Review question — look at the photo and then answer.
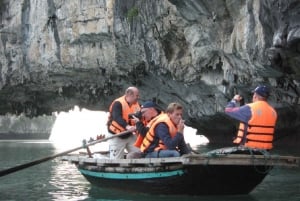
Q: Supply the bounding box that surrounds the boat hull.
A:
[61,146,299,195]
[78,164,271,195]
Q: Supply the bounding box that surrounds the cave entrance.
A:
[49,106,209,152]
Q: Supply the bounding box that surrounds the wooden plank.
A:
[61,154,300,168]
[181,154,300,167]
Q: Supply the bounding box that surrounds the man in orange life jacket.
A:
[225,85,277,150]
[107,86,141,159]
[140,102,191,158]
[134,101,163,146]
[126,101,163,159]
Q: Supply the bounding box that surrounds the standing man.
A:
[107,86,141,159]
[140,102,191,158]
[225,85,277,150]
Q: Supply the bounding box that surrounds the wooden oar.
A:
[0,130,130,177]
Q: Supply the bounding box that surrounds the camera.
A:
[128,111,142,119]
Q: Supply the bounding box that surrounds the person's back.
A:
[225,85,277,150]
[243,100,277,149]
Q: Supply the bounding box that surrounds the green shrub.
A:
[126,7,138,21]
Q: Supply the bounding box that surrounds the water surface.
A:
[0,141,299,201]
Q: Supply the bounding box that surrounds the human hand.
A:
[233,94,243,102]
[177,119,185,133]
[131,115,140,123]
[96,134,105,140]
[126,125,136,132]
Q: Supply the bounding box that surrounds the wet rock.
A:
[0,0,299,143]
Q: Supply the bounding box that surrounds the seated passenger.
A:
[140,102,191,158]
[126,101,163,159]
[133,101,163,147]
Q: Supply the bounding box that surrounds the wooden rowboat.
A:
[61,146,300,195]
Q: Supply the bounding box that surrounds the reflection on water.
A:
[0,140,299,201]
[0,140,55,200]
[87,186,260,201]
[252,168,300,201]
[0,140,90,200]
[48,161,90,200]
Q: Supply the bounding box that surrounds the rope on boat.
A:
[204,146,279,174]
[247,147,275,174]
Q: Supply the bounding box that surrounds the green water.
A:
[0,140,299,201]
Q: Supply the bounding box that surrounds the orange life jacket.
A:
[140,113,177,152]
[233,101,277,149]
[134,112,165,148]
[107,96,140,134]
[133,118,148,147]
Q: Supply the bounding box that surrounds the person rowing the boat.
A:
[106,86,141,159]
[140,102,191,158]
[225,85,277,150]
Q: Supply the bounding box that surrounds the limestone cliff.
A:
[0,0,299,143]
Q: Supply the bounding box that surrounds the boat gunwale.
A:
[61,153,300,168]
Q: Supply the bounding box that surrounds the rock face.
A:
[0,0,299,143]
